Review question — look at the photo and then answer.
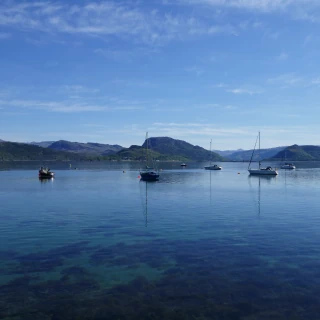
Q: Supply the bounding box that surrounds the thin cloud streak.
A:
[0,1,242,45]
[226,88,262,95]
[178,0,320,19]
[0,99,144,113]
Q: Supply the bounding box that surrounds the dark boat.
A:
[38,167,55,179]
[140,132,159,181]
[140,167,159,181]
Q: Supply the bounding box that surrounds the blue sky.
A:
[1,0,320,150]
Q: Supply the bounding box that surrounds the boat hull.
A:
[281,164,295,169]
[248,169,278,175]
[204,166,222,170]
[39,173,54,179]
[140,172,159,181]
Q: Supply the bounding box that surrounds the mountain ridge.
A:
[2,138,320,161]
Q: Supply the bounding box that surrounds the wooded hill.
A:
[2,138,320,161]
[270,145,320,161]
[0,137,224,161]
[142,137,224,161]
[0,142,86,161]
[46,140,123,155]
[226,146,286,161]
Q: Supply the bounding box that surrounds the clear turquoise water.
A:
[1,161,320,319]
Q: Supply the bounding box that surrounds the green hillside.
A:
[114,145,188,161]
[227,146,285,161]
[48,140,123,155]
[142,137,224,161]
[0,142,87,161]
[271,145,320,161]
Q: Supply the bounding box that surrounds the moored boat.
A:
[248,132,278,176]
[140,132,159,181]
[204,164,222,170]
[204,139,222,170]
[281,162,296,169]
[39,167,54,179]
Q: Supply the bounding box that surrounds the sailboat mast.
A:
[210,139,212,166]
[258,131,261,169]
[146,132,148,167]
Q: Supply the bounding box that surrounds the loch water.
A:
[1,161,320,320]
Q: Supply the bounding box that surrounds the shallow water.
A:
[0,161,320,319]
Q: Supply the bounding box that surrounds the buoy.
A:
[138,175,141,179]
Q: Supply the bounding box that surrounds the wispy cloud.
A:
[152,122,250,137]
[276,52,288,60]
[213,83,263,95]
[0,1,242,45]
[0,32,11,39]
[185,66,204,76]
[178,0,320,19]
[61,85,100,94]
[226,88,260,95]
[111,79,152,88]
[212,83,227,88]
[267,73,303,87]
[0,99,144,113]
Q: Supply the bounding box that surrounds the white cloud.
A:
[226,88,262,95]
[61,85,100,94]
[178,0,320,15]
[185,66,204,76]
[0,99,144,113]
[311,78,320,85]
[0,1,241,45]
[213,83,227,88]
[277,52,288,60]
[267,73,303,87]
[0,32,11,39]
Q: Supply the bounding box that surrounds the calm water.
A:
[1,161,320,319]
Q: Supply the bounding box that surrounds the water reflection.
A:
[139,180,156,227]
[248,175,277,216]
[39,177,54,183]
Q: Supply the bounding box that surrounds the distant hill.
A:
[213,149,243,157]
[0,141,87,161]
[141,137,225,161]
[226,146,286,161]
[270,145,320,161]
[30,141,56,148]
[115,145,166,160]
[48,140,123,155]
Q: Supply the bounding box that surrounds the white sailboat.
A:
[280,151,295,169]
[139,132,159,181]
[204,139,222,170]
[248,132,278,176]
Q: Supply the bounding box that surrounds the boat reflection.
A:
[248,175,276,216]
[139,180,157,227]
[39,177,54,183]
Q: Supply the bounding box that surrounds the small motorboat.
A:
[204,164,222,170]
[39,167,55,179]
[140,169,159,181]
[180,163,187,167]
[281,162,295,169]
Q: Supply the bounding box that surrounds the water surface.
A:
[0,161,320,319]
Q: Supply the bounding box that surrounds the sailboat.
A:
[280,151,295,169]
[248,132,278,175]
[139,132,159,181]
[204,139,222,170]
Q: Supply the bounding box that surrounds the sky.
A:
[1,0,320,150]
